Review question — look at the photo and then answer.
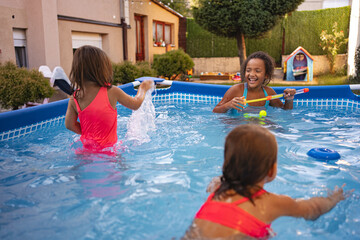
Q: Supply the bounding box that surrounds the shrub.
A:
[152,49,194,80]
[0,62,54,110]
[319,22,348,74]
[112,61,156,85]
[112,61,138,85]
[135,61,157,78]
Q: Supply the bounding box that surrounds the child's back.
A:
[65,45,153,151]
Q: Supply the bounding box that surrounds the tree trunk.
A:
[236,32,247,70]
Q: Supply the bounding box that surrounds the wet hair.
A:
[214,124,277,203]
[240,51,275,86]
[70,45,113,99]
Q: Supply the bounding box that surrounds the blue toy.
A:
[307,148,341,161]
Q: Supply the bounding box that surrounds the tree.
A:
[193,0,304,68]
[160,0,191,17]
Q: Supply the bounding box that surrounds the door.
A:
[135,15,145,61]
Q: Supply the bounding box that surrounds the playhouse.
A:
[284,46,314,81]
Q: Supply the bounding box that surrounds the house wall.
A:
[130,1,180,62]
[56,0,123,74]
[0,0,181,76]
[58,21,124,75]
[57,0,121,24]
[25,0,61,70]
[0,0,27,64]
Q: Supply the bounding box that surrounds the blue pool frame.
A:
[0,81,359,141]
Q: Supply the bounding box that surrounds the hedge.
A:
[187,6,350,64]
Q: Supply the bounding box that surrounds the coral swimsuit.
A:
[195,189,273,238]
[73,87,117,150]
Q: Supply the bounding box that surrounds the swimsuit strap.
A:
[243,83,269,108]
[263,87,270,108]
[207,189,267,205]
[73,89,81,113]
[243,83,249,107]
[231,189,267,205]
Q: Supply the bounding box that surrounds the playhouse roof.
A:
[285,46,314,62]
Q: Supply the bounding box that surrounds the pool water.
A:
[0,102,359,240]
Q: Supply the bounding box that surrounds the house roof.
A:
[285,46,314,62]
[151,0,184,18]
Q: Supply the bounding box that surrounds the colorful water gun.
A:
[245,88,309,104]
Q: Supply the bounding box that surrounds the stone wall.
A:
[192,57,241,75]
[192,54,347,76]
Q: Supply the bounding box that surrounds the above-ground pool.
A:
[0,81,360,240]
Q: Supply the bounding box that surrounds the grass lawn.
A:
[314,73,348,85]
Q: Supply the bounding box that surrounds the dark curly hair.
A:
[240,51,275,86]
[214,124,277,204]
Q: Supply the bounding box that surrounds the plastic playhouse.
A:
[284,46,313,82]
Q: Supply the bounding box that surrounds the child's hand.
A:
[229,96,246,111]
[284,88,296,101]
[328,184,354,203]
[206,176,221,193]
[140,80,154,91]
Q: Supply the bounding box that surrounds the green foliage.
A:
[187,6,351,64]
[135,61,157,78]
[286,7,350,55]
[193,0,303,38]
[0,61,54,110]
[160,0,190,17]
[152,49,194,80]
[112,61,156,85]
[193,0,303,65]
[186,18,238,57]
[319,22,348,74]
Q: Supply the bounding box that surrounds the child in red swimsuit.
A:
[183,124,352,239]
[65,45,153,151]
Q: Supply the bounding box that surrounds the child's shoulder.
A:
[230,83,245,91]
[258,191,295,210]
[263,85,277,95]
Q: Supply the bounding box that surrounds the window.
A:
[13,29,28,68]
[153,21,172,45]
[71,32,102,53]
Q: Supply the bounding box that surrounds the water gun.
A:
[245,88,309,104]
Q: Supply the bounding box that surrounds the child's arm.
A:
[267,87,296,110]
[282,88,296,110]
[111,80,154,110]
[213,85,245,113]
[274,185,350,220]
[65,98,81,134]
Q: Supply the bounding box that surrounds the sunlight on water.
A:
[0,101,359,240]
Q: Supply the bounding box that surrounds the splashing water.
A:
[126,83,156,144]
